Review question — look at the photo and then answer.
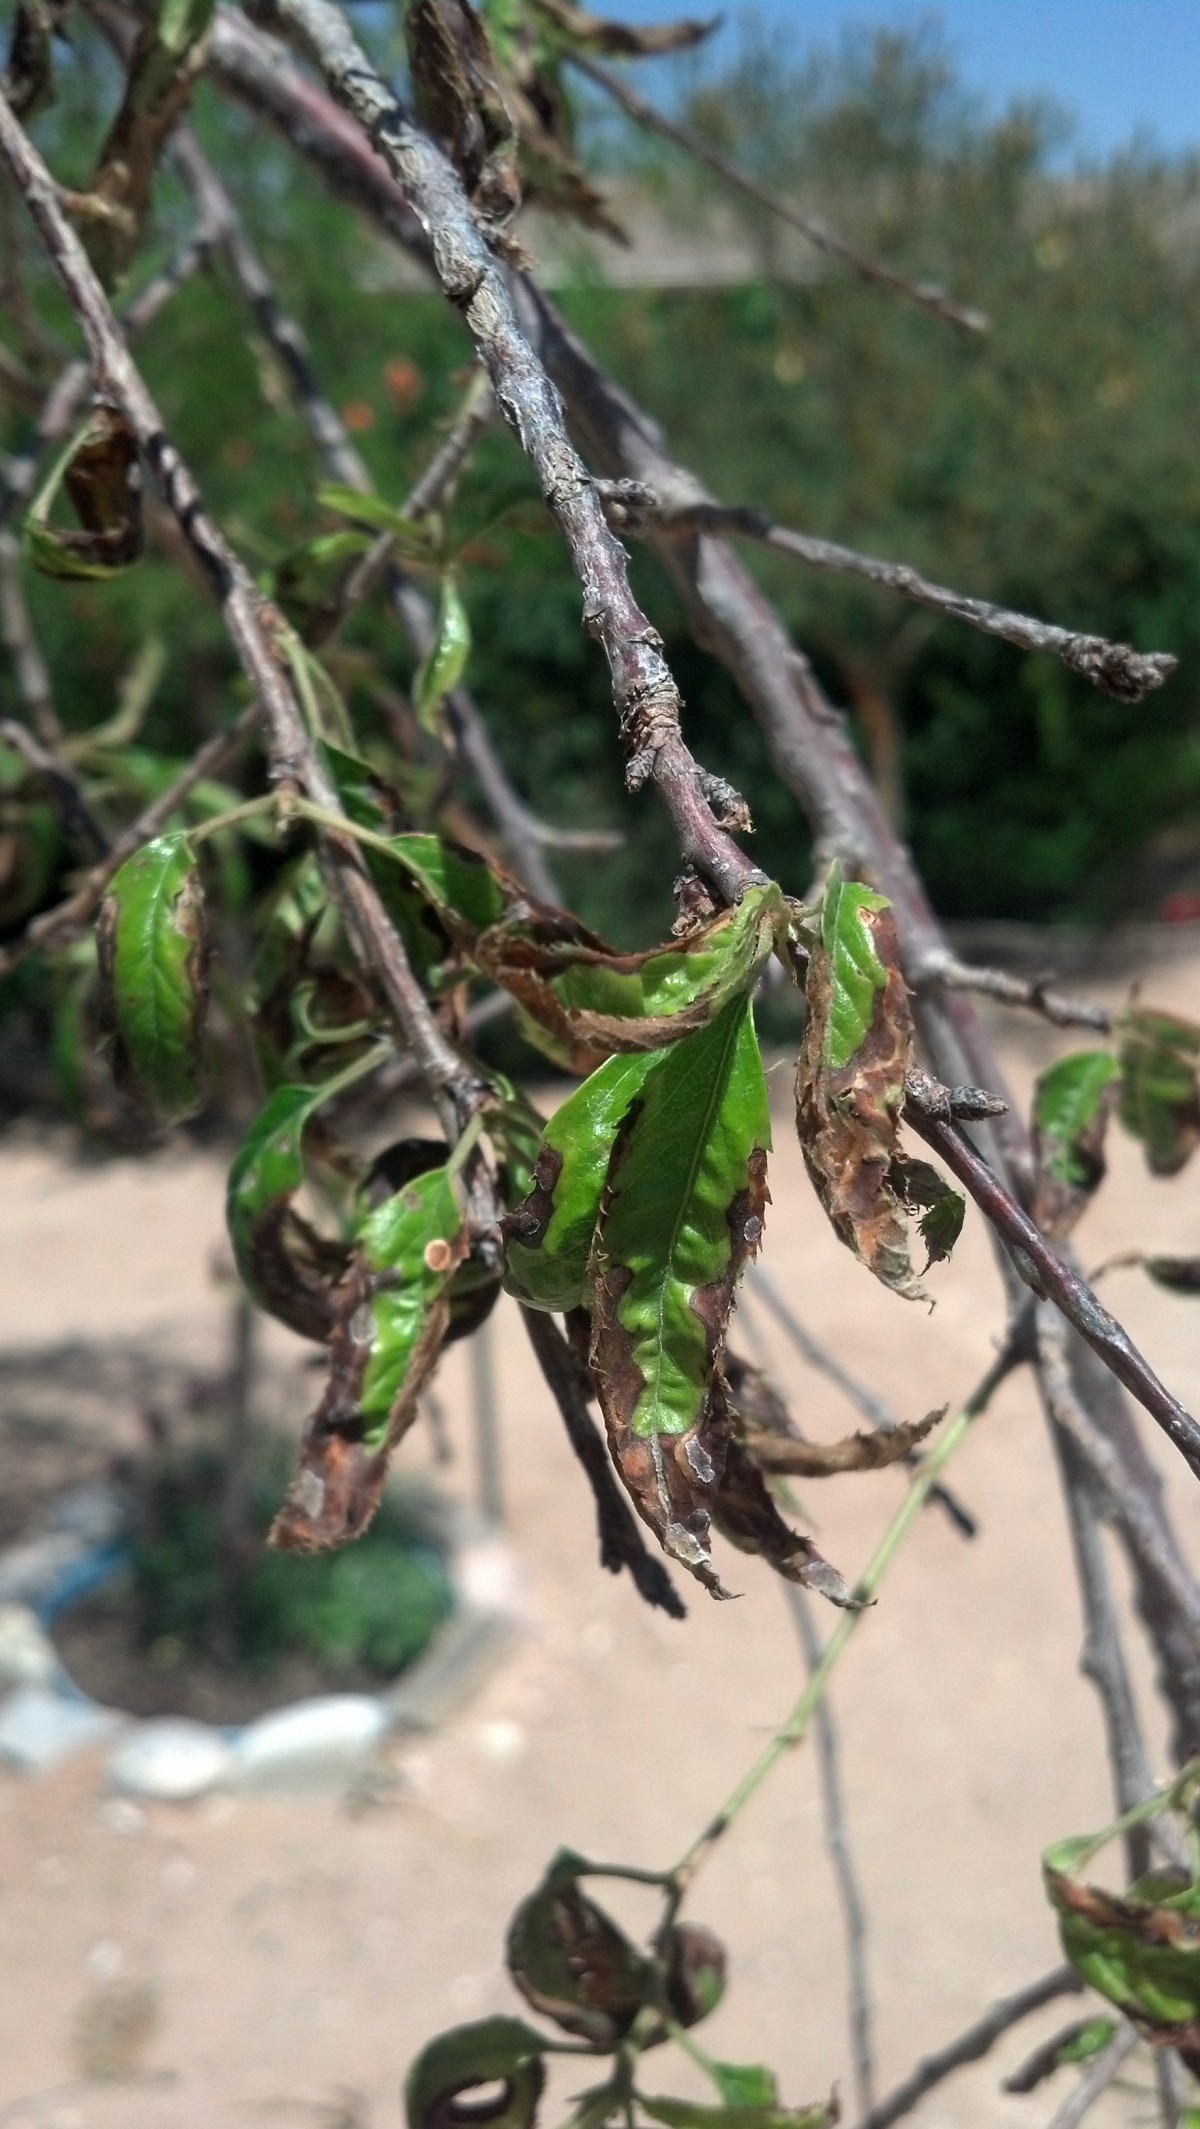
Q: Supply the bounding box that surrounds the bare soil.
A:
[2,962,1200,2129]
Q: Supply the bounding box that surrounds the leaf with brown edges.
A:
[588,998,770,1596]
[795,870,944,1298]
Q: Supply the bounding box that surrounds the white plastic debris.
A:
[227,1695,387,1795]
[107,1718,233,1802]
[0,1684,123,1772]
[0,1604,65,1690]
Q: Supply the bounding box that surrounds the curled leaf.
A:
[506,1857,649,2045]
[662,1922,727,2028]
[95,832,207,1121]
[414,572,472,731]
[1118,1008,1200,1176]
[589,999,770,1594]
[711,1432,858,1608]
[25,407,143,580]
[795,870,930,1297]
[1045,1859,1200,2048]
[1033,1049,1119,1236]
[1141,1257,1200,1295]
[271,1163,466,1551]
[226,1085,348,1342]
[483,884,784,1073]
[405,2018,547,2129]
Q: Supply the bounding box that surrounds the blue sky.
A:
[614,1,1200,160]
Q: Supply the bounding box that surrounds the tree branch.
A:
[602,488,1174,707]
[851,1967,1084,2129]
[904,1077,1200,1484]
[0,84,481,1138]
[249,0,763,905]
[915,951,1114,1034]
[570,51,989,337]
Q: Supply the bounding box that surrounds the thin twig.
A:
[852,1967,1084,2129]
[254,0,763,905]
[905,1075,1200,1484]
[1042,2022,1137,2129]
[784,1585,874,2116]
[570,51,988,337]
[917,951,1114,1034]
[521,1304,685,1618]
[747,1262,978,1536]
[611,493,1175,708]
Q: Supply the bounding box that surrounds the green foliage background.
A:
[6,18,1200,956]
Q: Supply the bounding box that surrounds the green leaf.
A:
[641,2098,833,2129]
[1046,1860,1200,2034]
[820,864,891,1070]
[1118,1008,1200,1176]
[355,1164,464,1447]
[414,572,471,730]
[317,483,435,553]
[1047,2018,1116,2069]
[225,1084,339,1338]
[405,2018,547,2129]
[890,1155,966,1268]
[708,2068,779,2110]
[157,0,215,58]
[96,833,207,1122]
[590,998,770,1591]
[270,1164,465,1551]
[485,884,785,1072]
[1035,1051,1120,1184]
[504,1050,658,1312]
[384,831,508,935]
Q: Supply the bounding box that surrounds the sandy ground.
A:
[2,962,1200,2129]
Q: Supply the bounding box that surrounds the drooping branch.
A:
[248,0,763,905]
[0,84,483,1140]
[202,0,1200,1842]
[571,50,989,336]
[904,1076,1200,1482]
[599,486,1175,707]
[851,1967,1084,2129]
